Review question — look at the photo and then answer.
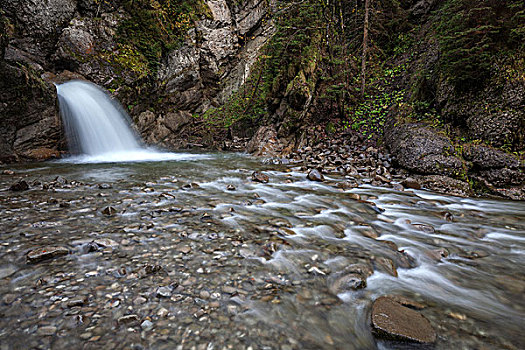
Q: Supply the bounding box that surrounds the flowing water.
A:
[56,80,191,163]
[0,154,524,349]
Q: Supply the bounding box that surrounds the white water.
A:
[56,80,204,163]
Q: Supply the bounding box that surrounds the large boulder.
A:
[384,123,465,178]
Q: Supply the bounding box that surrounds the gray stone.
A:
[371,296,436,343]
[27,246,69,263]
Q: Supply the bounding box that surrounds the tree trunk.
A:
[361,0,370,97]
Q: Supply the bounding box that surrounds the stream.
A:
[0,152,523,349]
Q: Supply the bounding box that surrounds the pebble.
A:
[37,326,57,336]
[222,286,237,294]
[141,320,154,331]
[117,314,140,325]
[156,286,172,298]
[179,245,191,254]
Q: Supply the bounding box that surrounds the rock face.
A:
[0,0,274,161]
[385,120,524,199]
[371,296,436,344]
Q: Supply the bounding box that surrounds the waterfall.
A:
[56,80,206,163]
[56,80,142,155]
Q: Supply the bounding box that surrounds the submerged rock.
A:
[252,171,269,183]
[371,296,436,343]
[307,169,324,182]
[101,206,117,216]
[27,246,69,263]
[9,180,29,191]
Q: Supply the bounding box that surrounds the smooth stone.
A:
[27,246,69,263]
[222,286,237,294]
[141,320,154,331]
[157,286,172,298]
[307,169,324,182]
[252,171,269,183]
[94,238,119,248]
[37,326,57,336]
[117,314,140,325]
[401,178,421,190]
[371,296,436,343]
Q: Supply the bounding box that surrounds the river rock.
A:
[27,246,69,263]
[252,171,269,183]
[307,169,324,182]
[327,264,373,295]
[9,180,29,191]
[101,206,117,216]
[37,326,57,336]
[401,178,421,190]
[156,286,172,298]
[117,314,140,325]
[371,296,436,343]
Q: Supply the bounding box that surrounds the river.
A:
[0,152,523,349]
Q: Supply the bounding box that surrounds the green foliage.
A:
[436,0,525,89]
[116,0,210,73]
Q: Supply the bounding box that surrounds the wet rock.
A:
[37,326,57,336]
[0,265,16,279]
[98,183,112,189]
[222,285,237,294]
[307,169,324,182]
[95,238,118,249]
[117,314,140,325]
[54,176,67,185]
[336,181,357,190]
[401,178,421,190]
[179,245,191,254]
[141,264,162,275]
[9,180,29,191]
[252,171,269,183]
[2,170,15,175]
[246,125,284,157]
[371,296,436,343]
[67,297,87,308]
[327,264,373,295]
[463,144,520,170]
[156,286,172,298]
[386,295,425,310]
[101,206,117,216]
[226,184,236,191]
[2,294,16,305]
[141,320,154,331]
[27,246,69,263]
[415,175,471,197]
[428,248,449,261]
[385,123,464,177]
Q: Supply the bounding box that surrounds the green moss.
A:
[116,0,210,73]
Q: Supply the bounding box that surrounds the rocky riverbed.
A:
[0,152,524,349]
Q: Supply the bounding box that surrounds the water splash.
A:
[56,80,205,163]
